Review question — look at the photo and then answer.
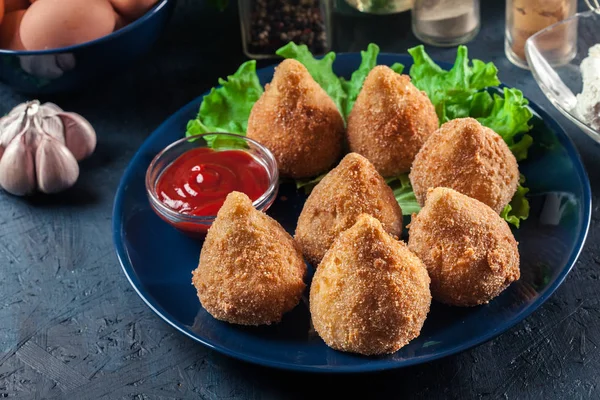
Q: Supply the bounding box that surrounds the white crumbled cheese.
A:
[575,44,600,131]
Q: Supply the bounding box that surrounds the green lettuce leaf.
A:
[276,42,346,116]
[340,43,380,119]
[186,60,263,146]
[476,88,534,161]
[390,63,405,74]
[408,44,500,122]
[501,181,530,228]
[509,134,533,162]
[296,173,327,194]
[386,174,421,216]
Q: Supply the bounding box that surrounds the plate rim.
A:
[112,53,592,373]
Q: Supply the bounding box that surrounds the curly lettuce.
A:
[386,174,421,216]
[475,88,534,162]
[501,177,530,228]
[186,61,263,147]
[408,45,500,122]
[339,43,381,119]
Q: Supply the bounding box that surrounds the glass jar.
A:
[505,0,577,69]
[411,0,480,47]
[344,0,413,14]
[239,0,333,59]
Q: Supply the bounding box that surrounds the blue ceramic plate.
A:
[113,54,592,373]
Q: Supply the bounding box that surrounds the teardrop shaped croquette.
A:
[310,214,431,356]
[247,59,345,179]
[409,117,519,214]
[192,191,306,326]
[347,66,438,177]
[295,153,403,266]
[408,187,520,307]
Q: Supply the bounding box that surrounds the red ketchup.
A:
[155,148,270,236]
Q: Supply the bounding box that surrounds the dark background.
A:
[1,0,599,398]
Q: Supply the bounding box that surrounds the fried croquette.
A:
[409,117,519,214]
[310,214,431,355]
[192,191,306,325]
[295,153,403,266]
[246,59,345,179]
[408,187,520,307]
[346,65,438,177]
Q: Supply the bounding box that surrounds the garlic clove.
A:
[35,136,79,194]
[40,102,63,116]
[0,113,30,160]
[5,101,34,118]
[38,114,65,144]
[56,112,96,161]
[0,132,36,196]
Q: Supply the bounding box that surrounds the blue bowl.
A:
[0,0,175,94]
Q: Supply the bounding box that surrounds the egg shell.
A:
[115,12,129,30]
[0,0,4,24]
[0,10,25,50]
[5,0,28,12]
[20,0,117,50]
[109,0,158,21]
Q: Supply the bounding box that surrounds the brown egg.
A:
[5,0,28,12]
[0,10,25,50]
[114,12,129,31]
[109,0,158,21]
[20,0,117,50]
[0,0,4,25]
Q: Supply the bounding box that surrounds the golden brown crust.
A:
[408,187,520,307]
[294,153,403,266]
[246,59,345,179]
[310,214,431,355]
[346,66,438,177]
[192,191,306,325]
[409,117,519,214]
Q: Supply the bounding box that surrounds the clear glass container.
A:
[145,133,279,238]
[344,0,413,14]
[505,0,577,69]
[525,10,600,144]
[411,0,480,47]
[239,0,333,59]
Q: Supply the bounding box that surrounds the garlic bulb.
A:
[0,100,96,196]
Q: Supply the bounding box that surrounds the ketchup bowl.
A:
[145,133,279,239]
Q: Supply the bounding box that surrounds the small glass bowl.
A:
[145,133,279,239]
[525,10,600,144]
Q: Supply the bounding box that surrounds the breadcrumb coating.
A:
[247,58,345,179]
[347,66,438,177]
[409,117,519,214]
[408,187,520,307]
[310,214,431,355]
[192,191,306,326]
[295,153,403,266]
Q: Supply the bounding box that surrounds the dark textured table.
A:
[1,1,599,399]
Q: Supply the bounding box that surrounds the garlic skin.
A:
[0,132,36,196]
[35,136,79,194]
[0,100,96,196]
